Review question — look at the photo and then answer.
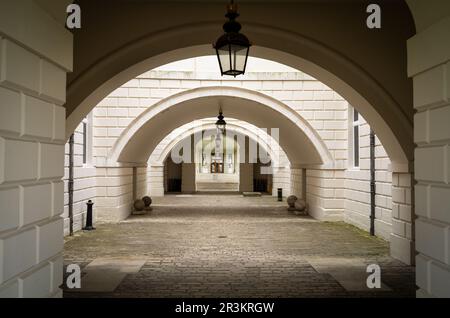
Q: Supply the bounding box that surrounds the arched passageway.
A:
[153,122,288,195]
[152,121,287,169]
[71,55,415,266]
[108,86,331,168]
[65,2,416,267]
[13,0,450,299]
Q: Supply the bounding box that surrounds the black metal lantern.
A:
[214,0,251,77]
[216,108,227,133]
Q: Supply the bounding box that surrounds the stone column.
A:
[272,166,290,197]
[306,169,345,221]
[289,168,303,199]
[408,15,450,297]
[0,1,72,297]
[148,165,165,197]
[136,167,148,199]
[95,167,134,222]
[390,171,414,265]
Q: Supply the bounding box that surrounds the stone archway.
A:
[107,86,332,169]
[153,121,286,168]
[148,120,291,197]
[67,0,415,170]
[68,39,413,169]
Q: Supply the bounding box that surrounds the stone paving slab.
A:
[306,257,392,291]
[77,259,145,292]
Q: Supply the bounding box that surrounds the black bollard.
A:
[277,188,283,202]
[83,200,96,231]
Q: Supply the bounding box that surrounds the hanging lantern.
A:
[213,0,251,77]
[215,108,227,133]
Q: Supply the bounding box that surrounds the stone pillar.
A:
[408,15,450,297]
[239,163,253,192]
[307,169,345,221]
[136,167,148,199]
[272,166,290,197]
[148,165,164,197]
[95,167,134,222]
[0,1,72,297]
[181,163,196,193]
[390,171,414,265]
[289,168,303,199]
[132,167,137,200]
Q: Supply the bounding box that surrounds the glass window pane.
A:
[354,126,359,167]
[353,109,359,123]
[83,122,87,164]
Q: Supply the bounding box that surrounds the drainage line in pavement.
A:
[69,133,74,236]
[370,129,376,236]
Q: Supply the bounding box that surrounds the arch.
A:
[152,120,289,169]
[107,86,332,168]
[67,4,415,168]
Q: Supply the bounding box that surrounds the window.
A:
[352,108,360,168]
[81,114,92,166]
[82,120,87,164]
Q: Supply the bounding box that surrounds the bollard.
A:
[277,188,283,202]
[83,200,96,231]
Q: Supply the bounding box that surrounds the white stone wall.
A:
[290,168,304,199]
[148,165,164,197]
[0,0,72,297]
[62,122,96,235]
[344,118,393,241]
[409,15,450,297]
[390,171,414,264]
[93,69,349,168]
[271,167,291,197]
[94,167,145,223]
[307,169,346,221]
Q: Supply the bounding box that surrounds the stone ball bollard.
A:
[132,199,146,215]
[142,196,153,212]
[287,195,298,212]
[142,196,152,207]
[294,199,308,216]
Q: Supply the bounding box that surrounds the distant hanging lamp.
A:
[215,108,227,134]
[213,0,251,77]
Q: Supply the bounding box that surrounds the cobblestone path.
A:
[63,195,415,298]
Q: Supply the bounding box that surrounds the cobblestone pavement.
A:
[63,195,415,298]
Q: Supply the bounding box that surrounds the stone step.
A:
[243,192,262,197]
[196,182,239,192]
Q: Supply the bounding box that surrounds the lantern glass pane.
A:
[231,44,248,73]
[217,46,231,74]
